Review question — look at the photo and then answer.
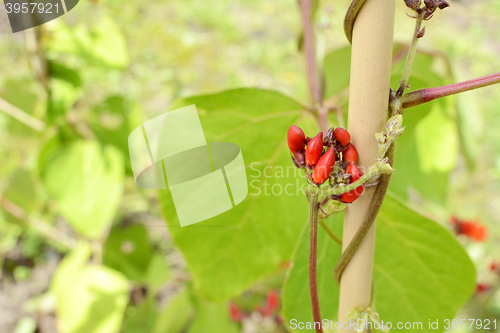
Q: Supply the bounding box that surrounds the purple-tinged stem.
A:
[308,193,323,333]
[402,72,500,109]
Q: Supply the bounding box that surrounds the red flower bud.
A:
[476,283,491,295]
[292,150,306,167]
[265,290,279,312]
[342,143,358,163]
[229,302,244,321]
[312,146,336,184]
[334,127,351,146]
[340,163,364,203]
[287,125,306,153]
[460,221,487,242]
[305,132,323,167]
[450,217,487,242]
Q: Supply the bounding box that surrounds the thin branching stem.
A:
[396,10,425,97]
[0,196,76,250]
[0,96,45,131]
[319,219,342,246]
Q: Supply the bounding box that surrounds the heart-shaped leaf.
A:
[160,88,314,302]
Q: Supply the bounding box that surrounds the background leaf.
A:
[42,141,124,239]
[1,170,37,223]
[51,243,130,333]
[152,288,194,333]
[48,16,129,69]
[323,46,351,99]
[103,224,153,282]
[89,95,142,174]
[47,62,82,124]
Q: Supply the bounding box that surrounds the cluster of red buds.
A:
[404,0,450,20]
[228,290,280,322]
[287,125,364,203]
[449,216,487,242]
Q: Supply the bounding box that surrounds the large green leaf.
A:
[51,243,130,333]
[159,88,314,302]
[282,193,475,332]
[42,141,124,239]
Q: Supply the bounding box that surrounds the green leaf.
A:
[388,98,450,202]
[152,288,194,333]
[281,213,343,332]
[47,62,82,124]
[323,46,352,99]
[415,105,458,173]
[187,298,239,333]
[373,194,475,331]
[89,95,142,173]
[455,93,482,171]
[160,88,312,302]
[49,61,83,88]
[1,170,37,223]
[122,297,158,333]
[0,78,40,134]
[42,141,124,239]
[51,243,130,333]
[145,254,171,295]
[103,224,152,281]
[48,16,129,68]
[282,193,475,332]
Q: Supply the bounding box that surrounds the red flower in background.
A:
[476,283,491,295]
[229,302,244,322]
[490,262,500,274]
[450,216,487,242]
[259,290,280,317]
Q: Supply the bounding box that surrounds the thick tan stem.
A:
[338,0,395,330]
